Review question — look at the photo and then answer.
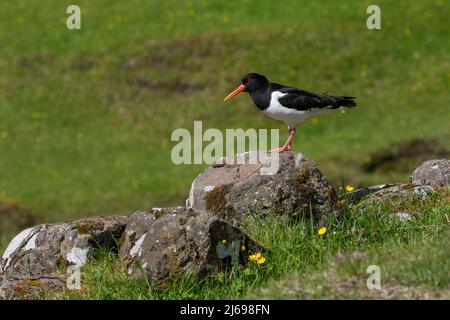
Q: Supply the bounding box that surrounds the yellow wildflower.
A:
[248,252,266,264]
[256,256,266,264]
[248,252,262,261]
[241,245,246,251]
[318,227,327,236]
[345,185,354,192]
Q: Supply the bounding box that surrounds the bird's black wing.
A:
[272,83,356,111]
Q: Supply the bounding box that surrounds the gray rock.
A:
[187,151,341,226]
[367,184,434,202]
[338,184,395,203]
[345,183,435,204]
[411,159,450,186]
[0,216,127,278]
[0,275,65,300]
[120,207,266,283]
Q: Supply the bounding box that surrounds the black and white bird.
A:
[224,72,356,152]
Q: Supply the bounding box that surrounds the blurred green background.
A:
[0,0,449,246]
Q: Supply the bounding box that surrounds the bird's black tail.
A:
[332,95,357,109]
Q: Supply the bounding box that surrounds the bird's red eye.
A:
[242,77,254,84]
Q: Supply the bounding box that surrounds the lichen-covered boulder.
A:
[120,207,266,283]
[0,216,127,278]
[0,275,65,300]
[411,159,450,186]
[186,151,341,225]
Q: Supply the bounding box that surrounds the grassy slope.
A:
[0,1,449,226]
[247,233,450,299]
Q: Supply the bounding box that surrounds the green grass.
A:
[0,0,449,300]
[247,234,450,299]
[0,0,449,228]
[55,189,449,300]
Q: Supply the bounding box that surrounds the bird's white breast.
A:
[263,91,325,126]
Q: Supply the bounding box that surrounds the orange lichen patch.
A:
[75,220,104,235]
[402,183,415,190]
[336,200,345,207]
[24,279,42,286]
[12,285,31,295]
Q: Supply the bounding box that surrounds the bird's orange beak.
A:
[224,84,246,101]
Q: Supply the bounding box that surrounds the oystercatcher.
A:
[224,73,356,152]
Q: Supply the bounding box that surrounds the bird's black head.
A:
[241,73,269,92]
[224,72,269,101]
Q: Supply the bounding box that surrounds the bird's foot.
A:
[271,127,296,153]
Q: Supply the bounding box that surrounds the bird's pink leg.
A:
[273,127,297,153]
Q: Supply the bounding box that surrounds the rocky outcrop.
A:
[2,154,445,299]
[120,207,266,283]
[411,159,449,186]
[0,216,127,278]
[187,151,341,226]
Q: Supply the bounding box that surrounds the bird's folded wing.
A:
[277,87,335,111]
